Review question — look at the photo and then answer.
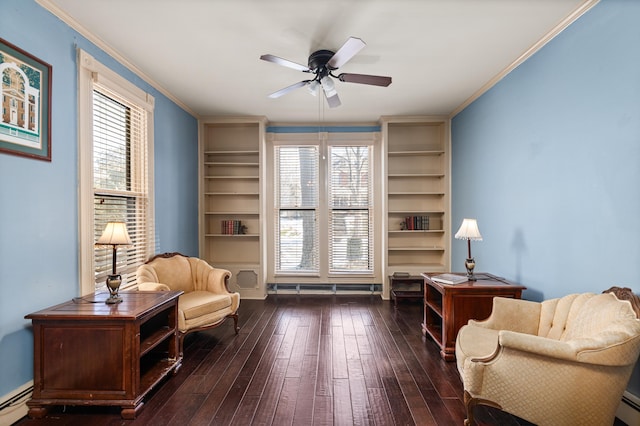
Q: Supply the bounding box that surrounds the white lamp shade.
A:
[97,222,132,245]
[321,76,337,97]
[454,218,483,241]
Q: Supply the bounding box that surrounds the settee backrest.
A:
[139,254,195,293]
[537,292,640,342]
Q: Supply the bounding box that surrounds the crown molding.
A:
[450,0,600,118]
[36,0,197,118]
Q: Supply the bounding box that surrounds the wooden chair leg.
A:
[231,313,239,334]
[464,390,502,426]
[464,390,476,426]
[178,332,185,358]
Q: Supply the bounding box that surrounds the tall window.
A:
[92,88,150,288]
[328,146,372,272]
[274,142,373,277]
[78,49,154,295]
[275,146,320,273]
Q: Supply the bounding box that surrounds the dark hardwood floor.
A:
[15,295,538,425]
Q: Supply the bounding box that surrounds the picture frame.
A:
[0,38,52,161]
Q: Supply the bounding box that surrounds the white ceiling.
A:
[41,0,592,123]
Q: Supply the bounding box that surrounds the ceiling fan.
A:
[260,37,392,108]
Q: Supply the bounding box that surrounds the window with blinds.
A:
[274,144,373,276]
[328,146,373,273]
[275,146,319,273]
[92,87,150,288]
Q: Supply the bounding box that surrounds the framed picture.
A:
[0,38,52,161]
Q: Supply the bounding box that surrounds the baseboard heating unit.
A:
[267,283,382,295]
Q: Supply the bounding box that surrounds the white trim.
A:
[36,0,194,117]
[77,49,95,296]
[77,48,155,296]
[0,381,33,425]
[617,391,640,426]
[450,0,600,118]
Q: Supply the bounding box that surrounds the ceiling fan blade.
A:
[325,92,341,108]
[260,54,310,72]
[268,80,310,98]
[338,73,392,87]
[328,37,366,69]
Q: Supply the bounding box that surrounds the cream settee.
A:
[455,287,640,426]
[136,253,240,354]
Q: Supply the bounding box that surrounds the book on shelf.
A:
[221,219,243,235]
[402,215,430,231]
[392,271,410,277]
[430,273,467,285]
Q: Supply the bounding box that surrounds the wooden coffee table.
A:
[25,290,182,419]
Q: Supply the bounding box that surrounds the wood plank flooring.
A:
[16,295,536,425]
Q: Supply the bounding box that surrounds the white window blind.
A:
[275,146,319,273]
[93,87,150,288]
[328,146,373,273]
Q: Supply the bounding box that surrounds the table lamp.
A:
[96,221,132,304]
[454,218,483,281]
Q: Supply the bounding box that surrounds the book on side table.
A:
[431,273,467,285]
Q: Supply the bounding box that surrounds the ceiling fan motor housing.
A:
[308,49,336,75]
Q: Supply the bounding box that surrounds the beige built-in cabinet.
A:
[382,116,450,298]
[199,117,267,299]
[200,116,450,299]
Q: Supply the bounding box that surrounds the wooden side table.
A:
[25,290,183,419]
[389,275,423,308]
[421,272,526,361]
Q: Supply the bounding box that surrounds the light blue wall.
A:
[451,0,640,396]
[0,0,199,396]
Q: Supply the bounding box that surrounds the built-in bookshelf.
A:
[200,117,267,299]
[382,116,450,298]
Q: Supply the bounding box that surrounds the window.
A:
[272,135,376,282]
[328,146,372,272]
[275,146,319,273]
[78,49,154,295]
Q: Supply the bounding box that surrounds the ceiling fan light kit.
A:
[260,36,392,108]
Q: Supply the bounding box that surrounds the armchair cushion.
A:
[455,287,640,426]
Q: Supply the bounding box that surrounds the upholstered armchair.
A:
[136,252,240,355]
[455,287,640,426]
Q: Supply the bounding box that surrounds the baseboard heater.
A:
[267,283,382,295]
[0,382,33,425]
[617,390,640,426]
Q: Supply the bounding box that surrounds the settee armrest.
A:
[205,267,233,294]
[138,282,171,292]
[469,297,541,335]
[495,330,578,362]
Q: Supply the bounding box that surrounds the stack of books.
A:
[403,216,430,230]
[430,273,467,285]
[221,219,243,235]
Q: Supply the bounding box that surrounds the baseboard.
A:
[617,391,640,426]
[267,283,382,295]
[0,381,33,426]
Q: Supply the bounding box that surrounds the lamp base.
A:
[105,274,123,304]
[465,258,477,281]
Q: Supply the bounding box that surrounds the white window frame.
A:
[77,49,155,296]
[266,131,382,285]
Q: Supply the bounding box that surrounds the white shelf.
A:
[205,192,259,196]
[205,233,260,238]
[388,150,444,156]
[388,173,445,177]
[204,150,259,155]
[388,247,445,251]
